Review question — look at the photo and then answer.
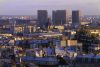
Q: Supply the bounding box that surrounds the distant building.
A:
[52,10,67,26]
[37,10,48,29]
[74,54,100,67]
[72,10,80,28]
[67,40,77,46]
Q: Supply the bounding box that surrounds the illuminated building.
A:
[67,40,77,46]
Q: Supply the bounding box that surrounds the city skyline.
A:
[0,0,100,15]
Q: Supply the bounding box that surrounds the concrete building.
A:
[37,10,48,29]
[72,10,80,28]
[74,54,100,67]
[52,10,67,26]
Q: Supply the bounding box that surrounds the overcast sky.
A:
[0,0,100,15]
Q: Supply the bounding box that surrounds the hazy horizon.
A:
[0,0,100,15]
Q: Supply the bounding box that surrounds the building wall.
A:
[72,10,80,28]
[52,10,67,25]
[37,10,48,29]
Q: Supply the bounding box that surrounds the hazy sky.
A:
[0,0,100,15]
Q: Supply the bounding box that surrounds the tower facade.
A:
[37,10,48,29]
[52,10,67,26]
[72,10,80,28]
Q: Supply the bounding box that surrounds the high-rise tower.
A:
[37,10,48,29]
[52,10,67,26]
[72,10,80,28]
